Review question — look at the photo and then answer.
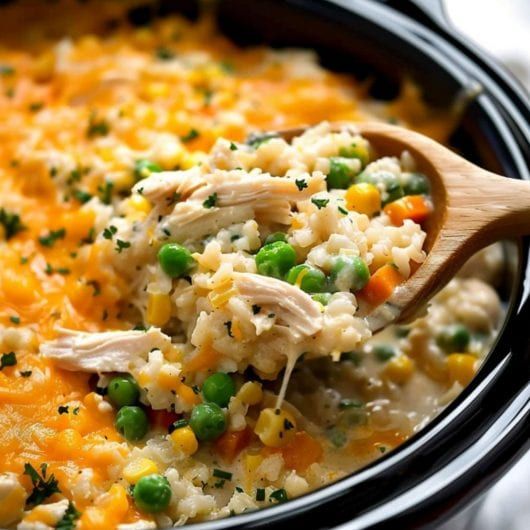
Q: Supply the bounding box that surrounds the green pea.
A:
[158,243,195,278]
[436,324,471,353]
[255,241,297,279]
[189,402,226,441]
[133,474,172,513]
[202,372,235,408]
[330,256,370,292]
[134,159,162,180]
[373,344,396,362]
[115,406,149,441]
[264,232,287,245]
[356,171,404,205]
[339,142,369,167]
[286,264,327,293]
[312,292,332,306]
[403,172,429,195]
[327,157,357,189]
[107,375,140,407]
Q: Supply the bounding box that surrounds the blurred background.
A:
[441,1,529,529]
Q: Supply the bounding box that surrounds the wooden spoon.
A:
[276,122,530,331]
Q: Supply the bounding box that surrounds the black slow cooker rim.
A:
[181,1,530,529]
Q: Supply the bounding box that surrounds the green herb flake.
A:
[213,469,232,481]
[9,316,20,325]
[87,280,101,296]
[0,208,25,239]
[0,64,15,76]
[20,370,32,378]
[252,304,261,315]
[73,189,92,204]
[269,488,288,504]
[23,463,61,507]
[97,181,114,205]
[102,225,118,240]
[58,405,69,415]
[156,47,175,61]
[224,320,233,338]
[168,419,189,434]
[311,198,329,210]
[0,352,17,370]
[29,102,44,112]
[203,192,218,209]
[38,228,66,247]
[55,501,81,530]
[181,128,200,143]
[256,488,265,501]
[87,114,110,138]
[115,239,131,253]
[295,179,308,191]
[246,132,279,148]
[338,206,348,215]
[229,142,238,151]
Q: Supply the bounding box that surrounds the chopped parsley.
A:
[29,102,44,112]
[219,60,235,73]
[224,321,233,338]
[0,352,17,370]
[229,142,238,151]
[295,179,308,191]
[87,280,101,296]
[212,469,232,481]
[256,488,265,501]
[252,304,261,315]
[311,198,329,209]
[283,418,294,430]
[378,445,387,454]
[0,208,25,239]
[73,189,92,204]
[58,405,69,415]
[269,488,288,503]
[115,239,131,253]
[203,192,218,209]
[97,181,114,205]
[87,114,110,138]
[55,501,81,530]
[168,419,188,434]
[20,370,32,377]
[23,463,61,507]
[338,398,363,410]
[0,64,15,76]
[181,128,199,143]
[103,225,118,240]
[338,206,348,215]
[134,159,162,180]
[156,47,175,60]
[38,228,66,247]
[9,316,20,325]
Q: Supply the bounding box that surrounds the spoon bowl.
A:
[276,122,530,331]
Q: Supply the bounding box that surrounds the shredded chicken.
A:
[133,166,206,203]
[40,327,172,372]
[233,273,323,341]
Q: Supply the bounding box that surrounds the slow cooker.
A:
[3,0,529,528]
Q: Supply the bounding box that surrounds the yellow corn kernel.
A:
[237,381,263,405]
[244,453,263,478]
[170,426,198,456]
[180,151,207,170]
[447,353,476,386]
[146,292,172,327]
[123,458,159,484]
[144,82,170,100]
[383,355,414,384]
[291,215,304,229]
[345,183,381,216]
[0,475,26,528]
[255,408,297,448]
[129,194,152,214]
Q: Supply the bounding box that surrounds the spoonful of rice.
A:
[279,122,530,331]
